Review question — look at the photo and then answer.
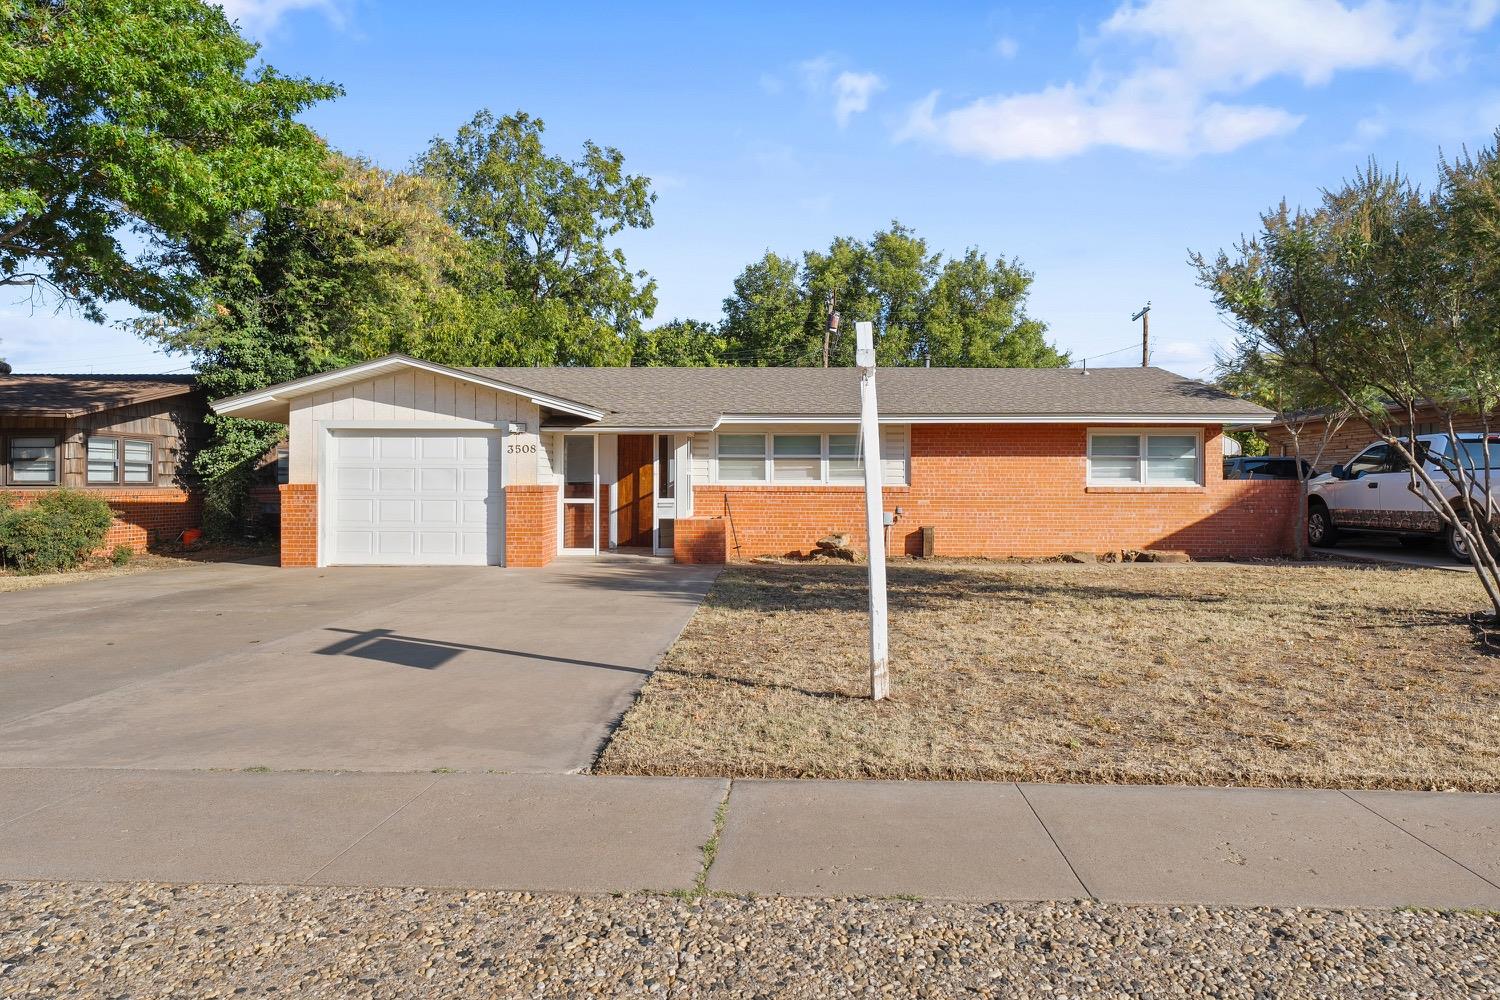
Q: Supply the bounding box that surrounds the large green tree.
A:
[1194,146,1500,617]
[157,153,480,537]
[416,109,656,366]
[0,0,340,320]
[629,319,725,367]
[716,223,1064,368]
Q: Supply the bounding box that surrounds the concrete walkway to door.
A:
[0,769,1496,910]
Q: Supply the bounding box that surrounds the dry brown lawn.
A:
[595,560,1500,790]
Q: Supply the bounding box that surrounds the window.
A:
[275,448,290,485]
[656,435,676,499]
[1345,444,1390,478]
[773,434,821,483]
[717,434,767,482]
[85,436,155,485]
[8,436,58,485]
[1088,431,1202,486]
[828,434,864,482]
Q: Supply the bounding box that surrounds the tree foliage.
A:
[629,319,725,367]
[416,109,656,366]
[1194,138,1500,615]
[710,222,1065,368]
[0,0,340,320]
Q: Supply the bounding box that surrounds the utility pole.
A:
[823,291,840,368]
[1132,301,1151,367]
[855,321,889,701]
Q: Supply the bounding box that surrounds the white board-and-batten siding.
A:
[286,370,541,485]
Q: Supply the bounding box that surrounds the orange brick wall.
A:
[6,488,202,553]
[279,483,318,567]
[674,516,728,564]
[505,484,558,567]
[692,424,1298,562]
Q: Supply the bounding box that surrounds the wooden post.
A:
[1133,301,1152,367]
[855,321,890,700]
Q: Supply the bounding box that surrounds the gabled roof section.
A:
[0,373,198,418]
[462,365,1274,429]
[209,355,606,423]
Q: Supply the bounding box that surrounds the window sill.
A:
[1086,485,1206,494]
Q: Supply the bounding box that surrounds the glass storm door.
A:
[562,435,598,552]
[654,434,676,555]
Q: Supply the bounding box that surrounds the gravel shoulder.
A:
[2,880,1496,998]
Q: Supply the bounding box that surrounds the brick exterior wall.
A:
[673,516,728,564]
[1259,406,1498,467]
[691,424,1298,562]
[6,488,202,553]
[505,484,558,567]
[279,483,318,567]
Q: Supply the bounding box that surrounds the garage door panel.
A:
[380,437,417,460]
[327,431,502,566]
[378,468,418,492]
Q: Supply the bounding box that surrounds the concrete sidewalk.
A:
[1,769,1496,910]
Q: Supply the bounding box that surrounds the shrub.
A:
[0,490,114,573]
[111,543,134,566]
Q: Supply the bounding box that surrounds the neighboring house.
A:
[1251,402,1500,468]
[0,373,207,550]
[210,355,1290,569]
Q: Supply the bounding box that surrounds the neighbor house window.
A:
[1087,431,1201,486]
[772,434,821,483]
[8,436,58,485]
[86,436,155,485]
[717,434,767,482]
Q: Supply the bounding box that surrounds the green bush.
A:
[111,543,135,566]
[0,490,115,573]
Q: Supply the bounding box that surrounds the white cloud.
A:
[796,56,884,125]
[832,71,885,126]
[215,0,345,34]
[0,305,181,374]
[900,0,1498,161]
[995,36,1019,59]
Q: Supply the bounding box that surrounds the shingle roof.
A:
[0,373,198,417]
[462,366,1271,428]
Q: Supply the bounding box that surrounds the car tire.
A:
[1447,519,1475,564]
[1307,502,1339,548]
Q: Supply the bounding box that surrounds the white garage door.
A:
[328,431,503,566]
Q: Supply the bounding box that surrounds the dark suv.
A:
[1223,456,1314,480]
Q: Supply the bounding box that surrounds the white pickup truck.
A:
[1306,433,1499,563]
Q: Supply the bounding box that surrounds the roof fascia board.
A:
[212,355,604,421]
[713,413,1274,427]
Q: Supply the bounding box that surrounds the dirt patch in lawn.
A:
[595,560,1500,791]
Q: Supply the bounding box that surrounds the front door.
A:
[617,434,654,549]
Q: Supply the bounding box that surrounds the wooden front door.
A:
[616,434,655,548]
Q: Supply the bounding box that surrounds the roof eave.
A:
[211,354,606,423]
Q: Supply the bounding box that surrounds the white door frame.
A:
[316,420,507,568]
[560,432,600,555]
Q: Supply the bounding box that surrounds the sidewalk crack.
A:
[1016,784,1095,900]
[298,775,442,885]
[1339,789,1500,893]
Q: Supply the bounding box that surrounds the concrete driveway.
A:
[0,557,717,773]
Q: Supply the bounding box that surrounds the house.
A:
[1251,402,1500,468]
[209,355,1292,568]
[0,373,207,550]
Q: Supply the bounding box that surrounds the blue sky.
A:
[7,0,1500,377]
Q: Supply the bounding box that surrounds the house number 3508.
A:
[507,442,537,454]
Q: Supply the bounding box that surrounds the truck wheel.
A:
[1307,502,1339,548]
[1447,519,1475,564]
